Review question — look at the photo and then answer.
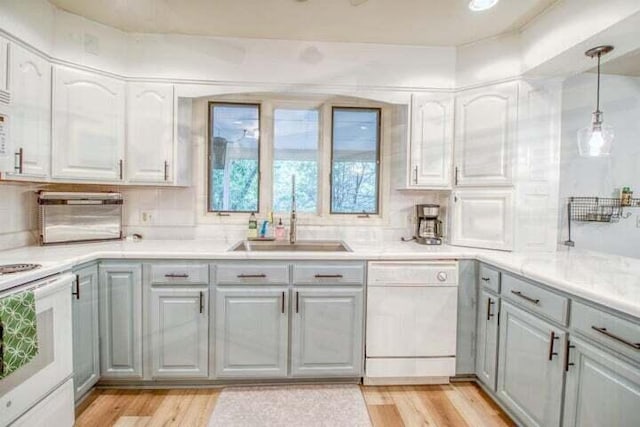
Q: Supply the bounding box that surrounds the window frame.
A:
[329,106,382,215]
[207,101,262,214]
[201,95,389,225]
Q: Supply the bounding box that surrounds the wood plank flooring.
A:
[75,382,514,427]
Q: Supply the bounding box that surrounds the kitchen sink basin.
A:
[230,240,352,252]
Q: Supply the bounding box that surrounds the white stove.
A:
[0,261,68,293]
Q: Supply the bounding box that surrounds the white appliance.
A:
[365,261,458,385]
[0,272,75,427]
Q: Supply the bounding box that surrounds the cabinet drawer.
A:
[479,264,500,293]
[148,263,209,285]
[292,263,364,285]
[216,263,290,285]
[367,261,458,286]
[571,301,640,363]
[501,273,568,325]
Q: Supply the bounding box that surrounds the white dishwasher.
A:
[365,261,458,385]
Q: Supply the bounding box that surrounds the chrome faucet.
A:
[289,175,297,244]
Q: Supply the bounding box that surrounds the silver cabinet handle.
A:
[164,160,169,181]
[164,273,189,278]
[314,274,343,278]
[592,326,640,350]
[199,291,204,314]
[14,148,23,174]
[119,159,124,180]
[237,274,267,278]
[486,298,495,321]
[413,165,418,184]
[295,291,300,313]
[281,292,285,314]
[511,290,540,305]
[481,277,491,282]
[454,166,459,186]
[548,331,559,361]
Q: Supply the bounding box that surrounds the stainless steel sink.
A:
[230,240,352,252]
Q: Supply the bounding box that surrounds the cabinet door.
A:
[497,301,565,427]
[563,338,640,427]
[99,263,143,378]
[450,189,514,250]
[408,94,453,188]
[127,83,174,183]
[454,82,517,187]
[291,287,363,377]
[52,66,125,181]
[475,289,499,391]
[6,44,51,178]
[71,264,99,400]
[215,288,288,378]
[150,288,208,378]
[0,37,8,91]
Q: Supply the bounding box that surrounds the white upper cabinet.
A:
[454,82,517,187]
[0,37,8,92]
[127,83,174,184]
[52,66,125,181]
[7,44,51,178]
[450,189,514,251]
[407,93,453,189]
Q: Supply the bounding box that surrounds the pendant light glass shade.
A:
[577,112,614,157]
[578,45,614,157]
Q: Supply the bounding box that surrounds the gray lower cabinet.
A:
[497,301,565,427]
[99,262,143,379]
[71,264,100,400]
[150,288,209,379]
[215,287,288,378]
[563,338,640,427]
[291,287,363,377]
[476,289,499,391]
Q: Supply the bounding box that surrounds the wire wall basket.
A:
[567,197,623,223]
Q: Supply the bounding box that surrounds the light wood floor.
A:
[75,382,514,427]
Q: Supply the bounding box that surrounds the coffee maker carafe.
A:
[413,204,443,245]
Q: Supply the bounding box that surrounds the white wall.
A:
[559,73,640,258]
[0,182,38,250]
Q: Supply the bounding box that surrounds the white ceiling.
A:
[599,49,640,77]
[49,0,559,46]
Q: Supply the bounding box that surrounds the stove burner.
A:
[0,263,42,275]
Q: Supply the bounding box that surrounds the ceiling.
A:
[49,0,559,46]
[598,49,640,77]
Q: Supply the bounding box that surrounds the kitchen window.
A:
[331,107,381,214]
[272,108,319,214]
[206,98,384,219]
[208,103,260,213]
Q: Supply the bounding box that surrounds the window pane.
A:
[331,108,380,214]
[273,109,319,213]
[209,103,260,212]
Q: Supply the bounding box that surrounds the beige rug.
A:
[208,384,372,427]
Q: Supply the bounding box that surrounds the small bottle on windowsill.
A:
[275,218,286,241]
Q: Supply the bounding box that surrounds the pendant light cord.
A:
[596,52,601,113]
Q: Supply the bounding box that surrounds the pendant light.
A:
[577,45,614,157]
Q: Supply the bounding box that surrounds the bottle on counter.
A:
[621,187,633,207]
[247,212,258,239]
[275,218,286,241]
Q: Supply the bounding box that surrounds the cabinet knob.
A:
[437,271,448,282]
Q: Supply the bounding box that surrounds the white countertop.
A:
[1,239,639,319]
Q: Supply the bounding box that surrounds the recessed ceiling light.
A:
[468,0,499,12]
